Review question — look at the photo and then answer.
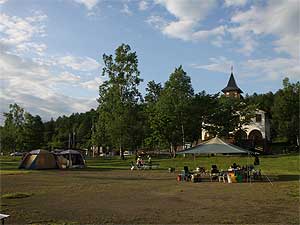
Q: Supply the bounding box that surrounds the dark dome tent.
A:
[59,150,85,168]
[19,149,59,170]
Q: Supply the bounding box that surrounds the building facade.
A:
[201,72,271,151]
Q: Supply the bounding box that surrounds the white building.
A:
[201,72,271,150]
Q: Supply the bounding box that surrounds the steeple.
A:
[222,68,243,98]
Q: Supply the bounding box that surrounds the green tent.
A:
[177,137,250,155]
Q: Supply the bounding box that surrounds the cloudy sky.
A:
[0,0,299,123]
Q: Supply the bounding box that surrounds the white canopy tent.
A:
[177,137,251,155]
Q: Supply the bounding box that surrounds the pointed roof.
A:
[177,137,250,154]
[222,73,243,93]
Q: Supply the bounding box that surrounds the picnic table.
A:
[130,163,159,170]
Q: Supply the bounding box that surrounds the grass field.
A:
[1,154,299,224]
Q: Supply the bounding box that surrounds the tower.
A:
[221,68,243,98]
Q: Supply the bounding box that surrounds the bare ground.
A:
[1,170,299,224]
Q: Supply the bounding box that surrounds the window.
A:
[256,114,262,123]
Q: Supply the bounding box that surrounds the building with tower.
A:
[201,70,271,152]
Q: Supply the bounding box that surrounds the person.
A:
[147,155,152,169]
[130,161,135,171]
[254,155,260,166]
[231,163,238,169]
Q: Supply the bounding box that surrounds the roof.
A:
[221,73,243,93]
[177,137,250,154]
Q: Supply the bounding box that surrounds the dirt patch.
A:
[1,170,299,224]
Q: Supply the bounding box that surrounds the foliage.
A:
[271,78,300,145]
[1,45,298,154]
[93,44,143,158]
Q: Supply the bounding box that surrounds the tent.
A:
[177,137,251,155]
[58,150,85,168]
[19,149,59,169]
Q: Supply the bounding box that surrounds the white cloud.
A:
[72,0,99,10]
[242,58,300,81]
[139,1,149,11]
[58,55,100,71]
[191,56,234,73]
[0,12,47,55]
[148,0,226,43]
[81,77,102,90]
[192,56,300,82]
[224,0,247,7]
[228,1,300,57]
[0,0,8,4]
[121,3,132,16]
[0,49,98,122]
[56,71,81,83]
[146,15,168,30]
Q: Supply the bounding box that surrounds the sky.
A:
[0,0,299,123]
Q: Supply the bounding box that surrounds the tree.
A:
[187,91,219,144]
[1,103,26,152]
[272,78,300,145]
[94,44,143,158]
[153,66,194,157]
[205,96,256,138]
[143,81,163,150]
[23,113,44,151]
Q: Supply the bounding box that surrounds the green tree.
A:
[1,103,26,152]
[23,113,44,151]
[144,80,163,150]
[272,78,300,145]
[94,44,143,158]
[205,96,256,138]
[154,66,194,157]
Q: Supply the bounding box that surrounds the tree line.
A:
[1,44,299,155]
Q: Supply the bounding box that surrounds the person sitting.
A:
[231,163,238,169]
[136,157,143,168]
[183,166,192,181]
[210,165,219,181]
[254,155,260,166]
[211,165,219,173]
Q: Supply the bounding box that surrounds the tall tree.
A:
[272,78,300,145]
[1,103,26,152]
[23,113,44,151]
[154,66,194,157]
[94,44,143,158]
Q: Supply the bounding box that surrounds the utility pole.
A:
[181,124,185,150]
[73,128,75,149]
[68,133,71,149]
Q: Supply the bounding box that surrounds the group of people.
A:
[131,155,152,170]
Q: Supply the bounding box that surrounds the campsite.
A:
[1,153,299,224]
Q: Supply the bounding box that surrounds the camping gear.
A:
[19,149,59,170]
[59,150,85,168]
[191,174,201,182]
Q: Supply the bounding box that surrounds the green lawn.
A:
[1,154,299,224]
[1,154,299,175]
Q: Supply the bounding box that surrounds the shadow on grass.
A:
[250,174,300,183]
[274,174,300,182]
[74,175,175,181]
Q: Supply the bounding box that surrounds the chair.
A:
[210,165,220,182]
[218,172,227,183]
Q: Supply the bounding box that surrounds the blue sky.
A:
[0,0,299,122]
